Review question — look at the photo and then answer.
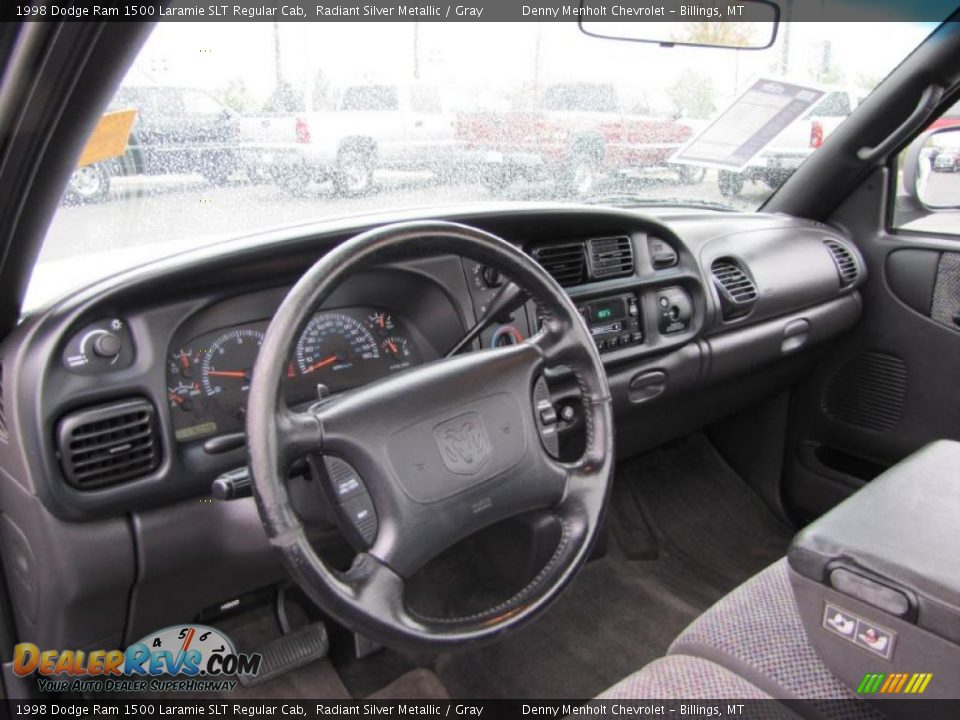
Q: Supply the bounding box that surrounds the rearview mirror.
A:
[904,126,960,210]
[578,0,780,50]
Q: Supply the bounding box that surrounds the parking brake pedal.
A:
[237,622,329,688]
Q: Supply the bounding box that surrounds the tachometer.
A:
[199,328,264,410]
[295,312,379,390]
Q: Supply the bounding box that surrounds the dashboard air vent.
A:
[532,242,586,287]
[824,239,859,288]
[56,399,160,490]
[0,362,7,442]
[587,236,634,280]
[711,258,758,320]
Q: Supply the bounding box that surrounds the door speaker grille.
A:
[822,351,907,432]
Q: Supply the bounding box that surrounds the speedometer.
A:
[295,312,380,390]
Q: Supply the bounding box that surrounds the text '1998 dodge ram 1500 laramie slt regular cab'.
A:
[1,4,960,717]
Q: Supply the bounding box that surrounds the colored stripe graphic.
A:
[858,672,933,694]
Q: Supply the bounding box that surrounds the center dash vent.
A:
[587,236,634,280]
[56,398,160,490]
[711,257,758,320]
[532,242,586,287]
[824,239,860,288]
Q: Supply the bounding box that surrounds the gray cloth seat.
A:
[599,559,883,718]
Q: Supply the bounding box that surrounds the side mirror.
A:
[904,126,960,210]
[579,0,779,50]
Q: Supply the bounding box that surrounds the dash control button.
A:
[341,494,378,546]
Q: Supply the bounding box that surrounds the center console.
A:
[788,440,960,707]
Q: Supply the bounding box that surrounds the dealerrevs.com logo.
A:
[13,625,262,694]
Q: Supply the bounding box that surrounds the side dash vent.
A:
[587,236,634,280]
[710,258,758,320]
[532,242,587,287]
[56,398,160,490]
[824,239,860,288]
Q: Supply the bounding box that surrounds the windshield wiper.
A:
[582,193,735,212]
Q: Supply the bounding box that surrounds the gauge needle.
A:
[303,355,338,374]
[206,370,248,379]
[168,393,184,405]
[386,340,398,354]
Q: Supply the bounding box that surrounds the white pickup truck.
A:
[717,88,857,196]
[238,83,457,195]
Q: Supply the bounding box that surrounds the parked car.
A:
[932,148,960,171]
[455,81,696,196]
[716,88,858,196]
[238,83,458,196]
[107,85,242,184]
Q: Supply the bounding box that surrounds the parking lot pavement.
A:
[41,168,772,266]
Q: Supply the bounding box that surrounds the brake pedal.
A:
[237,622,329,688]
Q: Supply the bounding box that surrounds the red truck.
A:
[456,82,697,196]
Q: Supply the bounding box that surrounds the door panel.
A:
[783,168,960,521]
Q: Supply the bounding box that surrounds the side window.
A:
[410,86,441,114]
[891,101,960,235]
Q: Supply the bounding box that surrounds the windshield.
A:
[27,20,933,310]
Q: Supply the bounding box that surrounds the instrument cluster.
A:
[166,306,422,443]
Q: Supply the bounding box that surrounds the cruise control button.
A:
[323,457,367,503]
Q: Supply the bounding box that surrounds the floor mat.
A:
[366,669,450,700]
[621,432,794,593]
[428,433,794,699]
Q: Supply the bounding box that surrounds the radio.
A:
[576,292,643,352]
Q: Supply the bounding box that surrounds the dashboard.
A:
[0,204,867,650]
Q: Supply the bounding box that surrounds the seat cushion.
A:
[597,654,775,700]
[668,559,883,719]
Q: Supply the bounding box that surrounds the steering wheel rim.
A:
[247,220,614,649]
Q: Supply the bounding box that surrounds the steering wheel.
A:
[247,220,614,649]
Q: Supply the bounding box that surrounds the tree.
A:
[667,68,717,119]
[675,22,756,48]
[216,77,255,114]
[311,69,333,111]
[263,79,303,113]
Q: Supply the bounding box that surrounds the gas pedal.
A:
[237,622,329,688]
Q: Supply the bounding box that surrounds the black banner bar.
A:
[3,699,960,720]
[3,0,959,23]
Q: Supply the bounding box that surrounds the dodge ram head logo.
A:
[434,412,490,475]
